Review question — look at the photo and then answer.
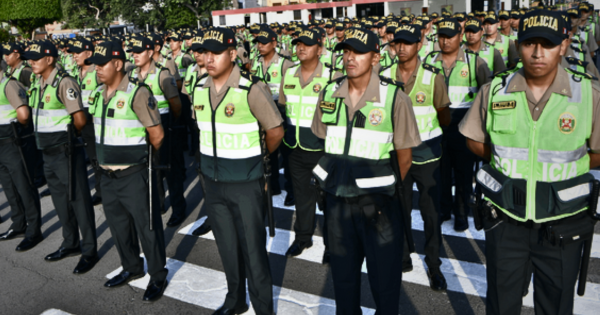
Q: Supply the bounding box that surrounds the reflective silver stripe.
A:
[491,144,529,161]
[286,95,300,103]
[81,90,92,108]
[0,117,16,125]
[355,175,395,189]
[420,127,442,142]
[449,101,474,109]
[568,76,582,103]
[200,145,261,159]
[286,116,313,128]
[412,106,437,116]
[36,123,69,133]
[158,107,170,114]
[154,95,166,102]
[327,125,393,144]
[102,119,145,129]
[37,109,69,117]
[313,164,328,181]
[537,145,587,164]
[476,169,502,193]
[0,104,14,111]
[557,182,590,202]
[197,121,259,134]
[98,136,146,146]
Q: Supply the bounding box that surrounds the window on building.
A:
[294,10,302,20]
[219,15,226,25]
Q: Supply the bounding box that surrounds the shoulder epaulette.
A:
[566,67,598,81]
[278,53,291,61]
[422,63,440,74]
[492,65,519,78]
[379,75,403,88]
[565,57,589,68]
[129,76,141,86]
[327,75,346,85]
[240,70,260,83]
[423,50,440,62]
[464,49,477,56]
[56,69,69,78]
[154,62,166,70]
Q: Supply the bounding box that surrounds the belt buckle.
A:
[106,169,117,179]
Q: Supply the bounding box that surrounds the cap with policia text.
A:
[518,10,567,46]
[499,10,510,20]
[335,22,345,30]
[2,42,24,55]
[126,36,154,53]
[201,28,237,52]
[385,21,400,33]
[85,41,126,65]
[67,39,94,54]
[437,18,461,37]
[253,28,278,44]
[190,32,205,51]
[484,13,499,24]
[454,13,466,22]
[22,41,58,60]
[292,29,322,46]
[465,18,482,32]
[334,28,380,53]
[567,8,580,18]
[392,24,421,43]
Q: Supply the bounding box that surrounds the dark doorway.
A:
[356,3,384,18]
[321,8,333,18]
[471,0,484,12]
[245,15,250,26]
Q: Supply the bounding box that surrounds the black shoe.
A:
[212,304,250,315]
[427,269,447,291]
[322,249,330,265]
[73,255,99,274]
[440,213,451,222]
[285,240,313,257]
[284,194,295,206]
[402,260,413,273]
[143,280,168,302]
[271,187,282,196]
[192,222,212,236]
[34,177,47,188]
[40,188,51,198]
[104,270,146,288]
[45,247,82,261]
[91,195,102,206]
[0,229,26,240]
[16,235,43,251]
[166,216,184,227]
[454,216,469,232]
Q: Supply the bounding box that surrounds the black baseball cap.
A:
[250,24,261,34]
[201,28,237,52]
[580,3,591,12]
[335,22,345,31]
[437,18,461,37]
[567,8,580,18]
[22,41,58,60]
[67,38,94,53]
[253,28,278,44]
[465,18,482,32]
[511,10,521,19]
[484,14,499,24]
[85,41,126,65]
[190,32,205,52]
[334,28,380,53]
[126,36,154,53]
[292,29,322,46]
[518,10,567,46]
[167,31,181,41]
[386,21,400,33]
[391,24,421,44]
[454,13,466,22]
[2,42,24,55]
[498,11,510,20]
[151,33,164,47]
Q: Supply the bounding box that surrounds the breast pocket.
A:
[490,108,517,134]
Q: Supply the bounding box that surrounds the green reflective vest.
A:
[565,45,587,73]
[425,51,478,109]
[172,52,187,78]
[312,76,400,197]
[76,68,99,108]
[418,40,435,60]
[184,64,201,96]
[282,64,329,151]
[8,64,27,86]
[32,70,72,149]
[192,73,263,182]
[476,43,495,73]
[481,70,593,223]
[132,65,170,114]
[0,75,17,139]
[89,78,148,166]
[490,34,510,65]
[380,45,395,68]
[252,55,286,98]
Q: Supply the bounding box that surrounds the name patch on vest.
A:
[492,101,516,110]
[284,84,296,89]
[194,105,205,111]
[320,101,336,111]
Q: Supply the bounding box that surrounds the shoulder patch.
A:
[422,63,440,74]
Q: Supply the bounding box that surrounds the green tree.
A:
[0,0,62,38]
[61,0,115,30]
[170,0,232,22]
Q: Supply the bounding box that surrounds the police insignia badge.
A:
[86,79,92,85]
[67,88,78,101]
[225,103,235,117]
[45,94,51,103]
[272,70,278,78]
[148,97,157,110]
[313,83,322,93]
[116,99,125,109]
[416,92,426,104]
[558,112,576,134]
[369,109,384,126]
[460,66,469,78]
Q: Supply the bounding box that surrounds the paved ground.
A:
[0,155,599,315]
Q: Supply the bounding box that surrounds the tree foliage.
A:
[61,0,115,29]
[0,0,62,37]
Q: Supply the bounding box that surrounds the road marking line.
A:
[40,310,74,315]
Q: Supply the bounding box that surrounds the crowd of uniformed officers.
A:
[0,1,599,314]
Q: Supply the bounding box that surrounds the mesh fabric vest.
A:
[32,70,72,149]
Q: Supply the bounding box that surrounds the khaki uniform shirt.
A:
[134,62,180,100]
[155,55,181,81]
[484,33,519,66]
[278,61,343,106]
[392,59,451,110]
[253,53,295,78]
[0,69,28,109]
[311,69,422,150]
[194,65,283,131]
[459,67,600,153]
[8,61,32,89]
[430,49,492,87]
[563,43,600,83]
[78,64,98,85]
[461,43,507,74]
[39,67,83,114]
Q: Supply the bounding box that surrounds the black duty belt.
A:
[42,144,67,156]
[100,164,146,179]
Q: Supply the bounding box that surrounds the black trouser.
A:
[0,139,41,238]
[288,147,324,243]
[81,109,101,197]
[440,121,475,219]
[180,91,198,154]
[326,193,403,315]
[102,167,168,283]
[485,221,583,315]
[157,113,187,218]
[401,160,442,270]
[280,144,294,198]
[205,179,273,315]
[43,145,97,257]
[268,148,281,194]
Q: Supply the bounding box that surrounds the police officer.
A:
[483,13,519,67]
[24,41,98,273]
[68,38,102,205]
[460,9,600,314]
[423,18,491,231]
[311,28,420,314]
[498,10,516,41]
[0,57,42,251]
[564,9,600,82]
[381,23,451,291]
[86,40,169,302]
[463,18,507,74]
[3,43,32,88]
[128,36,187,227]
[151,34,181,83]
[278,29,340,259]
[193,28,283,315]
[578,2,600,54]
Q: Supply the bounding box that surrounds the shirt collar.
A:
[204,65,242,91]
[505,67,572,98]
[42,67,59,87]
[293,61,325,78]
[331,70,380,102]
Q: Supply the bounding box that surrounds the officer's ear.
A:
[559,38,569,56]
[229,47,238,62]
[113,59,124,73]
[417,40,423,52]
[371,52,381,66]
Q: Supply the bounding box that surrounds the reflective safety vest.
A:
[282,64,329,151]
[173,52,187,78]
[184,64,200,96]
[76,68,99,108]
[480,70,594,223]
[89,78,148,166]
[8,64,27,86]
[31,70,72,149]
[192,73,264,182]
[28,72,40,107]
[490,34,510,65]
[580,23,596,46]
[476,43,495,73]
[425,51,478,109]
[312,76,400,197]
[418,40,435,60]
[319,50,334,66]
[252,55,286,98]
[380,44,395,68]
[0,75,17,139]
[132,65,170,114]
[565,45,587,73]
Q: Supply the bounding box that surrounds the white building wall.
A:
[225,14,246,26]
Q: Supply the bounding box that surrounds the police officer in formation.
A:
[1,2,600,314]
